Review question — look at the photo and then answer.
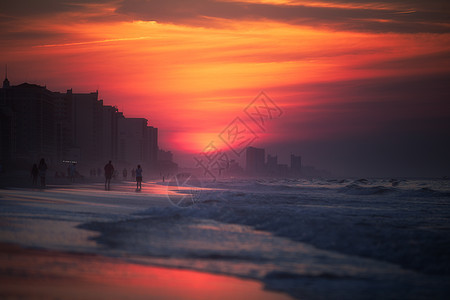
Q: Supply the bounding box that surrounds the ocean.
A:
[82,177,450,299]
[1,177,449,299]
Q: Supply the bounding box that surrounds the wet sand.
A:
[0,243,291,300]
[0,183,292,299]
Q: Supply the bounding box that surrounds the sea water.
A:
[79,178,450,299]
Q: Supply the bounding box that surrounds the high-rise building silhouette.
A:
[157,149,178,174]
[266,154,278,174]
[0,83,57,164]
[118,116,147,164]
[101,105,119,162]
[146,126,158,168]
[290,154,302,175]
[0,76,159,173]
[53,90,73,162]
[246,146,265,174]
[70,90,103,164]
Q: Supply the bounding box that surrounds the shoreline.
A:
[0,172,164,189]
[1,179,449,299]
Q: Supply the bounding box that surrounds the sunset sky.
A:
[1,0,449,177]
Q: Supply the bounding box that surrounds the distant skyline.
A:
[1,0,449,177]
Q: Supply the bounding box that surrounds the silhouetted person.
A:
[131,168,135,178]
[104,161,114,190]
[123,168,127,180]
[38,158,48,188]
[69,163,76,183]
[31,164,38,186]
[135,165,142,191]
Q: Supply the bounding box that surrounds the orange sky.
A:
[1,0,449,176]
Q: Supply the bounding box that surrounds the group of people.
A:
[31,158,144,191]
[104,161,143,191]
[89,168,102,177]
[121,168,139,180]
[31,158,48,188]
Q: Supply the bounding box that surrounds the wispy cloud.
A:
[117,0,450,33]
[34,36,152,48]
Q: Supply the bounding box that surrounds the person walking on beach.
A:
[69,163,76,183]
[135,165,143,191]
[104,160,114,190]
[38,158,48,188]
[31,163,38,186]
[123,168,127,180]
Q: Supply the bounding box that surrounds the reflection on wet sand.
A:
[0,243,292,300]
